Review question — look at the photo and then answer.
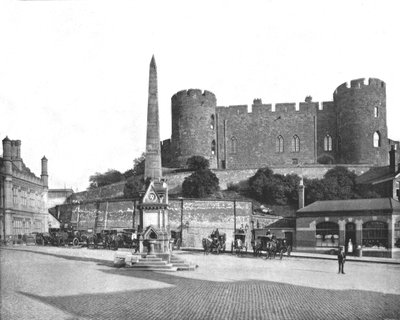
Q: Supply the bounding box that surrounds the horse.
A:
[265,240,278,259]
[235,238,244,256]
[202,238,213,255]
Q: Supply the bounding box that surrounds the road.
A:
[1,246,399,320]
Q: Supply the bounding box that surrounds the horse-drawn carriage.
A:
[202,230,226,254]
[33,228,69,246]
[231,231,248,255]
[87,228,139,251]
[253,235,291,259]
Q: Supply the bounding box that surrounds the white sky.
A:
[1,0,399,191]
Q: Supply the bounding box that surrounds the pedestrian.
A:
[338,246,346,274]
[348,239,353,254]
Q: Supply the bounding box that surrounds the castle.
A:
[162,78,399,170]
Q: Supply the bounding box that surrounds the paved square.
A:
[1,247,399,320]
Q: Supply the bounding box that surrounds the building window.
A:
[13,188,17,205]
[373,131,381,147]
[210,114,215,130]
[230,136,237,154]
[292,135,300,152]
[324,134,332,151]
[315,222,339,247]
[374,107,378,118]
[34,219,43,233]
[211,140,216,155]
[362,221,388,249]
[276,136,284,153]
[13,218,23,238]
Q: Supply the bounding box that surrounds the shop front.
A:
[296,198,400,258]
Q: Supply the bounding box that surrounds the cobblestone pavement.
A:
[1,246,399,320]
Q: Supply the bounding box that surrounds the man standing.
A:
[338,246,346,274]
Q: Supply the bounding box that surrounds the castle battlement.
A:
[171,89,216,103]
[217,101,337,116]
[334,77,386,96]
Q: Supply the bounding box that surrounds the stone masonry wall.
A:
[52,198,254,249]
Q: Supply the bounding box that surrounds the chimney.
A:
[298,177,305,209]
[389,145,397,173]
[41,156,48,188]
[13,140,22,170]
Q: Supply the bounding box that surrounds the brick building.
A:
[163,78,399,170]
[0,137,49,243]
[296,198,400,258]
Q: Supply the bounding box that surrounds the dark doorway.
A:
[345,223,356,255]
[284,232,293,247]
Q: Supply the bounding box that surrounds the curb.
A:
[178,248,400,265]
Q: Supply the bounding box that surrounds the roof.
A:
[297,198,400,214]
[266,218,296,229]
[356,166,397,185]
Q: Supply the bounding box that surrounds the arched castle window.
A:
[324,135,332,151]
[276,136,284,153]
[292,135,300,153]
[374,107,378,118]
[230,136,237,154]
[210,115,215,130]
[373,131,381,148]
[211,140,216,155]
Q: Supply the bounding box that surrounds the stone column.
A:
[338,220,346,247]
[355,219,363,249]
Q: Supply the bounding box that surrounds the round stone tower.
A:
[334,78,388,165]
[170,89,217,168]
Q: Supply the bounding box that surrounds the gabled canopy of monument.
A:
[144,55,162,180]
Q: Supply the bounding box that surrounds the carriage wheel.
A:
[72,237,80,247]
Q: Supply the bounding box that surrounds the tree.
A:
[186,156,210,171]
[123,152,146,198]
[132,153,146,176]
[182,169,219,198]
[124,176,145,198]
[88,169,124,189]
[248,168,300,205]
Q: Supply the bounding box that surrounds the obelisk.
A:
[144,55,162,180]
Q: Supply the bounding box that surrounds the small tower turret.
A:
[2,137,12,175]
[41,156,48,188]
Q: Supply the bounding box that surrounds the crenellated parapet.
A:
[172,89,216,104]
[334,77,385,96]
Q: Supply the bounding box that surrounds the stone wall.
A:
[52,198,256,249]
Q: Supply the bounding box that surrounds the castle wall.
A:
[316,101,337,163]
[170,89,217,168]
[165,77,395,170]
[216,101,318,169]
[334,78,388,165]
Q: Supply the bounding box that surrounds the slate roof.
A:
[297,198,400,214]
[356,166,397,184]
[266,218,296,229]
